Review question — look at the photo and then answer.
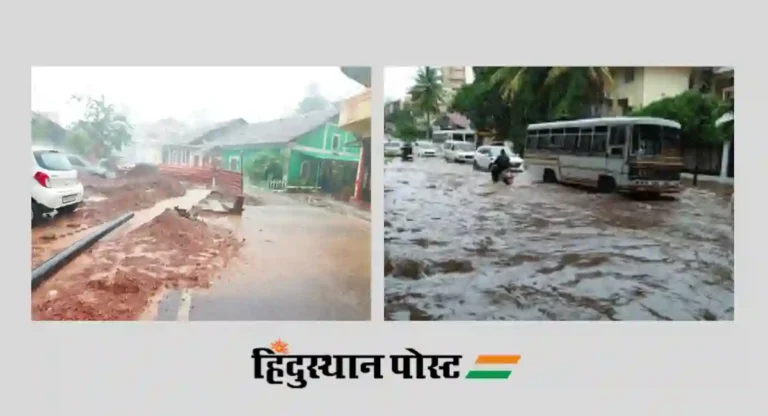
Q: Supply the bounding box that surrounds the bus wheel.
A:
[597,175,616,193]
[543,169,557,183]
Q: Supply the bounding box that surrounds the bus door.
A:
[606,124,629,175]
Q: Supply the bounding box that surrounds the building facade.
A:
[441,66,467,90]
[607,67,693,115]
[339,67,371,204]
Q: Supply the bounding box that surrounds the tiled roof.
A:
[202,107,340,149]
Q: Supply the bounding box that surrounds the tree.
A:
[65,130,92,156]
[68,94,132,159]
[247,152,285,184]
[385,105,421,141]
[31,118,51,141]
[408,67,444,139]
[295,83,333,114]
[631,90,729,185]
[491,66,613,121]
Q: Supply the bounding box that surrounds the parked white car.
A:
[473,144,525,172]
[31,146,85,224]
[384,140,403,157]
[443,141,476,163]
[414,141,438,157]
[66,153,114,179]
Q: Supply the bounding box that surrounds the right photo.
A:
[383,66,734,321]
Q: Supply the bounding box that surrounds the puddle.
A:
[85,195,107,203]
[103,188,211,240]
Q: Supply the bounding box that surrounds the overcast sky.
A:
[384,66,474,101]
[31,67,366,127]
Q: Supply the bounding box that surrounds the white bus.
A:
[524,117,683,195]
[432,129,476,144]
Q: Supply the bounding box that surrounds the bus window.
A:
[592,126,608,154]
[577,127,593,152]
[632,124,664,156]
[608,125,627,157]
[526,131,538,150]
[552,128,565,150]
[609,125,626,146]
[539,129,552,150]
[563,127,578,151]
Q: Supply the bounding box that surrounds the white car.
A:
[99,157,135,173]
[443,141,476,163]
[414,141,438,157]
[31,146,85,224]
[384,140,403,157]
[473,144,525,172]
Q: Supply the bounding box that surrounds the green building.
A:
[198,108,362,196]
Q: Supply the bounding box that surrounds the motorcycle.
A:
[491,163,515,185]
[401,143,414,161]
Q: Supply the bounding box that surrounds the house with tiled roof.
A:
[201,107,362,195]
[161,118,248,167]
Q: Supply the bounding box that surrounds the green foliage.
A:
[408,67,444,138]
[295,83,333,114]
[31,118,52,141]
[65,130,92,156]
[385,106,421,141]
[449,67,613,152]
[247,152,285,184]
[68,94,132,158]
[631,90,729,146]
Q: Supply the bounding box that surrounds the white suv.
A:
[31,146,85,224]
[473,144,525,172]
[443,141,476,163]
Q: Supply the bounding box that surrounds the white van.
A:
[443,140,476,163]
[31,146,85,224]
[384,140,403,157]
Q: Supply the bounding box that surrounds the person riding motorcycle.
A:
[491,149,512,183]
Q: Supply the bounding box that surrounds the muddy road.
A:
[32,175,371,321]
[384,158,734,321]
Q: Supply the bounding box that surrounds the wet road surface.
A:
[384,158,734,321]
[157,193,371,321]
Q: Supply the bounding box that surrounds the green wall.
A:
[296,124,361,156]
[216,123,362,189]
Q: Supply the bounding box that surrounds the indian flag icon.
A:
[465,355,521,379]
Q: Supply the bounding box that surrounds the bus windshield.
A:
[631,124,681,157]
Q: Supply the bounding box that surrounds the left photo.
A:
[31,66,372,321]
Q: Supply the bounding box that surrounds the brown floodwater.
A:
[384,158,734,321]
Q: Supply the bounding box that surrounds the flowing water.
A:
[385,158,734,321]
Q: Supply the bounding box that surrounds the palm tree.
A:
[408,67,444,139]
[491,67,614,119]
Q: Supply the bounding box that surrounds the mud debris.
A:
[32,206,243,321]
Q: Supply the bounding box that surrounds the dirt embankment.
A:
[31,174,189,269]
[32,209,243,321]
[77,176,187,227]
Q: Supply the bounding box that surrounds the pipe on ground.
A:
[31,212,135,291]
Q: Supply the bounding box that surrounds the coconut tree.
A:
[491,66,614,120]
[408,67,444,139]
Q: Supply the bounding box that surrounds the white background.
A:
[2,0,765,414]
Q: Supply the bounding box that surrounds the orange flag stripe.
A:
[475,355,521,364]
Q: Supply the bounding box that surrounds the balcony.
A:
[338,89,371,139]
[340,67,371,88]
